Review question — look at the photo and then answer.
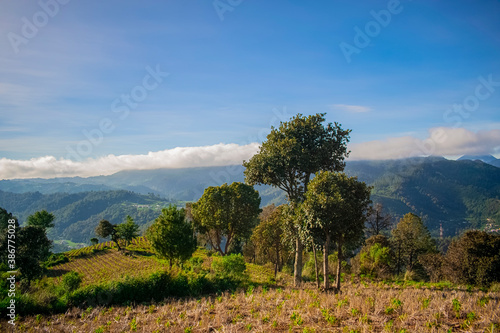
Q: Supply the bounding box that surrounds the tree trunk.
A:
[275,243,280,278]
[324,233,330,290]
[335,239,342,292]
[312,245,320,289]
[294,237,303,287]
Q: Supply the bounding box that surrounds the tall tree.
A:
[0,207,18,231]
[251,204,287,277]
[243,113,351,286]
[26,210,55,230]
[116,215,140,247]
[366,203,392,237]
[16,226,52,282]
[303,171,371,291]
[147,205,197,268]
[391,213,436,276]
[191,182,261,255]
[95,219,121,250]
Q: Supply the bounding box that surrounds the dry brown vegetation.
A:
[3,281,499,332]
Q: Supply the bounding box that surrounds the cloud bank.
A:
[1,128,499,180]
[0,143,260,180]
[349,127,500,160]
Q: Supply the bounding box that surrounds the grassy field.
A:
[2,239,500,332]
[4,282,500,332]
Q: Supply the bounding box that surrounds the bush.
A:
[211,253,248,282]
[44,253,69,268]
[442,231,500,286]
[61,271,82,293]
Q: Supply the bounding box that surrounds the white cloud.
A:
[0,143,260,180]
[331,104,372,113]
[349,127,500,160]
[2,127,499,180]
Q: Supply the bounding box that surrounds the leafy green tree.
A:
[26,209,55,230]
[442,230,500,286]
[251,204,288,277]
[243,113,351,286]
[95,219,121,250]
[16,226,52,282]
[90,237,99,245]
[0,207,18,231]
[191,182,261,255]
[303,171,371,291]
[116,215,140,247]
[0,208,51,282]
[391,213,436,277]
[147,205,197,267]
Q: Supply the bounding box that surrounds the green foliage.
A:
[249,204,289,275]
[44,253,69,268]
[442,230,500,286]
[192,182,261,255]
[243,113,351,203]
[61,271,82,293]
[354,236,393,279]
[26,210,55,230]
[14,226,52,282]
[303,171,371,290]
[243,113,351,286]
[95,219,122,250]
[391,213,436,277]
[147,205,196,267]
[211,253,248,282]
[116,216,140,247]
[0,207,18,231]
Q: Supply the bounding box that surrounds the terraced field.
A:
[47,237,168,286]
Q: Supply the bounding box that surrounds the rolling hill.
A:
[1,157,499,242]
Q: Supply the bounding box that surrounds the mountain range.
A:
[0,155,499,245]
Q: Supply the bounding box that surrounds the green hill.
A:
[0,190,174,246]
[1,157,499,240]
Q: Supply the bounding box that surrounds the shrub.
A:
[442,231,500,286]
[61,271,82,293]
[44,253,69,268]
[211,253,248,282]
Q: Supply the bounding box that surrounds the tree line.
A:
[1,113,499,292]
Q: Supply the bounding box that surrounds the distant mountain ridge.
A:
[457,154,500,168]
[0,189,173,245]
[1,157,499,241]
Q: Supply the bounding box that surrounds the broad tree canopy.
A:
[191,182,261,255]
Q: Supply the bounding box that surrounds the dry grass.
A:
[3,281,499,332]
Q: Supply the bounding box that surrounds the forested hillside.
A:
[347,157,500,236]
[1,157,499,240]
[0,190,173,245]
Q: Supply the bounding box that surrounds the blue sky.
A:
[1,0,500,178]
